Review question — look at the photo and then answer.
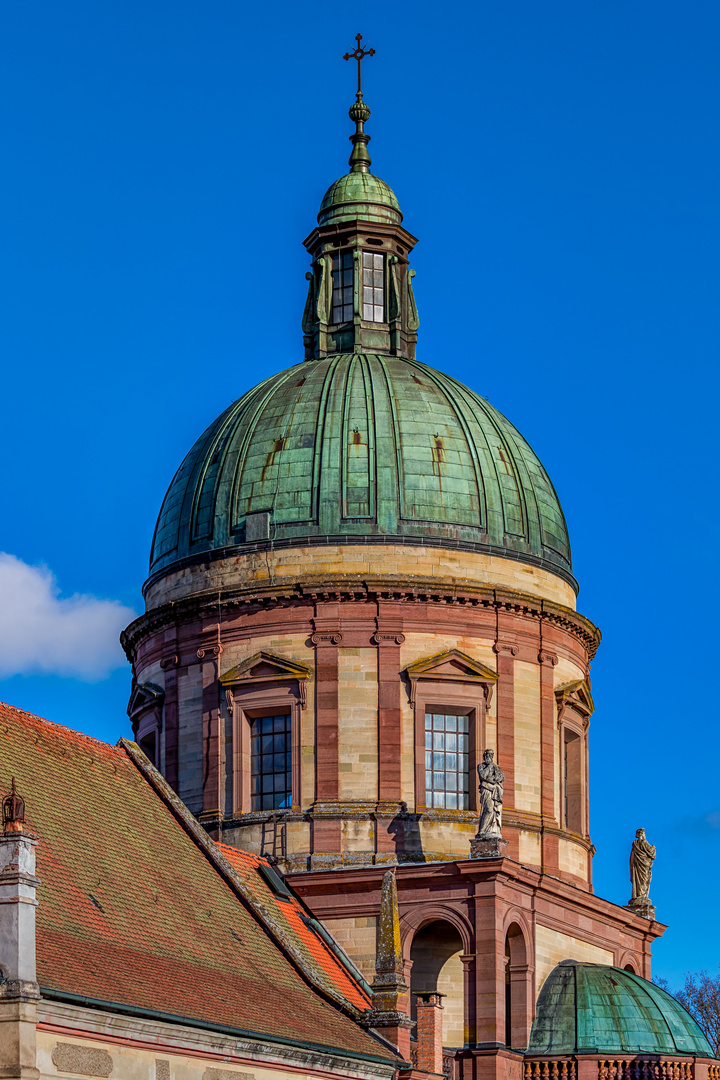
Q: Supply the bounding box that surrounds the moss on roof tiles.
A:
[0,701,393,1063]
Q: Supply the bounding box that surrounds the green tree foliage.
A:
[655,972,720,1057]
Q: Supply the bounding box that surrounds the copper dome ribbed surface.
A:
[148,354,573,588]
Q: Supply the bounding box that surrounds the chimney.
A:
[415,992,445,1075]
[0,780,40,1080]
[361,869,413,1059]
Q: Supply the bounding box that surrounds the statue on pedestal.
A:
[470,749,507,859]
[625,828,656,919]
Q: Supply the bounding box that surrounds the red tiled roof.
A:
[0,701,392,1063]
[216,843,371,1012]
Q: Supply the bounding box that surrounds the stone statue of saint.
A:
[630,828,656,901]
[477,749,504,838]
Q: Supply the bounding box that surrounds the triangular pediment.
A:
[127,681,164,720]
[555,678,594,719]
[220,651,312,686]
[404,649,497,683]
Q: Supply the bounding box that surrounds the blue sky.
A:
[1,0,718,985]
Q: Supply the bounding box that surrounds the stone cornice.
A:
[121,577,601,662]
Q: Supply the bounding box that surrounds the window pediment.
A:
[220,651,312,685]
[403,649,497,706]
[555,679,594,726]
[221,651,312,710]
[127,681,164,723]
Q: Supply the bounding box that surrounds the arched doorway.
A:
[505,923,531,1050]
[410,920,464,1049]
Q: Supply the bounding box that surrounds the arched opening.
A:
[624,963,636,974]
[410,920,464,1049]
[505,923,531,1050]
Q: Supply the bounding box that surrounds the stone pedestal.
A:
[470,834,508,859]
[624,897,656,920]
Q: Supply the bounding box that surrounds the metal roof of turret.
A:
[528,961,713,1057]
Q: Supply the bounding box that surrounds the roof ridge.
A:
[0,700,124,756]
[119,738,375,1028]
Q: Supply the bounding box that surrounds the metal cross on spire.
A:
[343,33,375,97]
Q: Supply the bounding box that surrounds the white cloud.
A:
[0,554,136,681]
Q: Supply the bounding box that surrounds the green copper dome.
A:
[148,354,574,588]
[319,172,402,227]
[528,962,713,1057]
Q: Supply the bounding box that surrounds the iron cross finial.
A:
[343,33,375,97]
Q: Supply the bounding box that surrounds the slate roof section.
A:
[0,701,394,1063]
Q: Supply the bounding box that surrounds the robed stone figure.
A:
[477,749,504,838]
[629,828,656,901]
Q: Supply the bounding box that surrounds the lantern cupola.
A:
[302,87,420,360]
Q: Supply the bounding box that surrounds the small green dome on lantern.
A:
[318,172,402,227]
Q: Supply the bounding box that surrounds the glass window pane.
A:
[445,752,457,771]
[433,772,445,791]
[363,286,373,303]
[433,732,444,750]
[433,752,445,771]
[426,790,433,805]
[274,753,285,772]
[425,732,432,749]
[446,732,457,752]
[461,773,469,792]
[446,792,458,809]
[374,253,383,268]
[425,751,432,770]
[433,715,444,730]
[343,269,353,286]
[343,286,353,304]
[459,715,469,732]
[425,771,433,789]
[286,751,293,771]
[425,714,433,729]
[374,288,383,304]
[446,715,457,732]
[374,305,384,321]
[262,774,273,793]
[460,793,468,810]
[459,734,469,752]
[251,775,260,793]
[373,270,383,287]
[363,303,373,320]
[343,252,353,268]
[459,753,468,774]
[262,716,273,733]
[363,268,373,285]
[446,772,457,791]
[435,791,445,808]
